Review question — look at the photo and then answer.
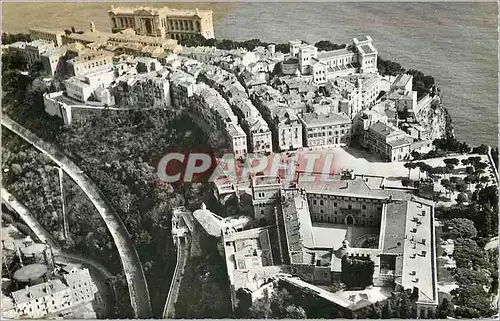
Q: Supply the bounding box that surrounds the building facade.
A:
[108,6,214,41]
[299,112,352,148]
[66,49,114,76]
[290,36,378,84]
[24,40,55,67]
[364,122,413,162]
[29,28,65,47]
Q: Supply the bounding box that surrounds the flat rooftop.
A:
[193,206,223,237]
[300,112,351,127]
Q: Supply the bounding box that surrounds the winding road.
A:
[1,116,152,318]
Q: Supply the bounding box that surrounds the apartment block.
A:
[232,98,273,154]
[364,122,414,162]
[384,73,419,120]
[64,68,115,102]
[4,268,97,319]
[112,68,171,108]
[251,85,303,152]
[39,46,68,77]
[29,28,65,47]
[24,40,55,67]
[299,112,352,148]
[190,83,247,156]
[169,69,197,109]
[66,49,114,76]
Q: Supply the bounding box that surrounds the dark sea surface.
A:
[215,2,498,147]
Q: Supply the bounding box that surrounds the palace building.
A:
[219,171,438,318]
[108,6,215,41]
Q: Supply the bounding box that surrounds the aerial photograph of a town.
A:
[0,0,498,319]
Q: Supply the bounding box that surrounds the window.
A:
[362,205,366,210]
[313,199,317,205]
[348,204,352,210]
[320,200,324,206]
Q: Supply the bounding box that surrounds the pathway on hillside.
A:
[1,116,152,318]
[163,236,190,318]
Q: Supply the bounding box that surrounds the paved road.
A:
[163,237,190,318]
[1,116,152,318]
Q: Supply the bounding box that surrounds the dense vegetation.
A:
[341,256,375,289]
[436,181,498,318]
[2,132,64,237]
[56,109,211,316]
[235,287,307,319]
[179,34,290,53]
[314,40,347,51]
[175,224,232,318]
[1,32,30,45]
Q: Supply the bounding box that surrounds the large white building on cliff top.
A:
[289,36,378,84]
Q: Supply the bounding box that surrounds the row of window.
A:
[310,194,385,203]
[307,130,349,138]
[313,214,377,226]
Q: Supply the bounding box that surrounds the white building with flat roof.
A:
[290,36,378,85]
[299,112,352,148]
[65,68,115,102]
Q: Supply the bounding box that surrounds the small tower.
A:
[90,21,96,33]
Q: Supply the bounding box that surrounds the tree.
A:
[454,268,492,287]
[403,162,417,178]
[249,297,272,318]
[314,40,346,52]
[341,256,375,288]
[398,291,412,318]
[402,178,414,187]
[441,178,451,196]
[410,150,422,161]
[377,58,405,76]
[381,300,393,318]
[444,158,460,166]
[445,163,455,175]
[480,176,490,186]
[451,284,492,316]
[456,192,469,205]
[246,287,307,319]
[472,144,489,155]
[369,303,383,319]
[453,239,488,269]
[283,305,307,319]
[437,298,454,318]
[445,218,477,239]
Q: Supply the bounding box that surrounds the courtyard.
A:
[312,223,380,249]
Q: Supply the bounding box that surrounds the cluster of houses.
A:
[4,13,439,163]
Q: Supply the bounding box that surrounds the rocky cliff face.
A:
[415,89,451,141]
